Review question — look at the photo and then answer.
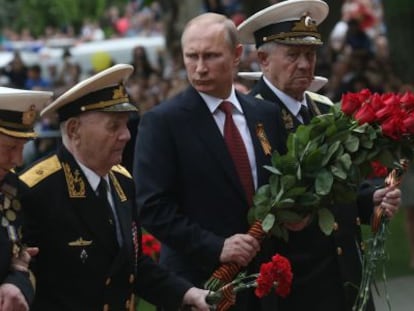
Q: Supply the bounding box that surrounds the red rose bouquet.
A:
[206,254,292,310]
[206,89,414,311]
[341,89,414,310]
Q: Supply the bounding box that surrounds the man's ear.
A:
[234,44,243,65]
[257,50,269,66]
[65,117,80,140]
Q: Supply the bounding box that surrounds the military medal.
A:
[80,249,88,263]
[68,237,93,263]
[256,123,272,156]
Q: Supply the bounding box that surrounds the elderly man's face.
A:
[260,44,317,100]
[73,112,130,175]
[0,133,27,181]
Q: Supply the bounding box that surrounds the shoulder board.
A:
[305,91,334,106]
[255,94,264,100]
[111,165,132,179]
[19,155,62,188]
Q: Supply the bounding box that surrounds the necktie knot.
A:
[219,101,233,115]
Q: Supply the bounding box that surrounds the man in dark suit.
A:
[237,1,401,310]
[133,13,287,310]
[18,64,210,311]
[0,86,52,311]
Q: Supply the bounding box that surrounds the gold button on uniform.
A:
[105,278,111,286]
[333,222,339,231]
[337,247,343,255]
[356,217,361,225]
[129,274,134,284]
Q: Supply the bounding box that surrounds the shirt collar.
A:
[263,76,307,116]
[199,86,243,114]
[76,160,109,192]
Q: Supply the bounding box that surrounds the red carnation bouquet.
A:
[206,254,292,310]
[142,233,161,261]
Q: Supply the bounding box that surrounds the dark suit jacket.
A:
[250,78,375,311]
[134,86,287,310]
[19,145,192,311]
[0,172,34,304]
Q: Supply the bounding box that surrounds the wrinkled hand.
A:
[11,247,39,273]
[220,234,260,267]
[0,283,28,311]
[283,214,312,232]
[182,287,210,311]
[373,186,401,218]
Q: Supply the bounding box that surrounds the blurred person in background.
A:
[0,86,53,311]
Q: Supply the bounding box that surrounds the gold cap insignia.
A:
[22,105,37,126]
[112,84,128,100]
[292,15,318,33]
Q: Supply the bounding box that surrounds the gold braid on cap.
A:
[263,15,321,43]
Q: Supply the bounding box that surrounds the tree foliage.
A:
[0,0,127,36]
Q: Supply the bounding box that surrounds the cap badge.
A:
[112,84,127,100]
[292,15,318,32]
[22,105,37,126]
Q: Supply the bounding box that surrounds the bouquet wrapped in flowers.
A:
[206,254,292,310]
[206,89,414,310]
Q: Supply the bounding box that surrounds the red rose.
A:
[341,92,363,116]
[354,101,377,125]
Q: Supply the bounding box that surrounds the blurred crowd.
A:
[0,0,413,165]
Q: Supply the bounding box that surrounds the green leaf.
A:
[277,210,303,223]
[344,134,360,153]
[339,153,352,170]
[262,214,275,232]
[263,165,281,175]
[331,164,347,180]
[315,168,333,195]
[281,174,297,191]
[270,223,289,241]
[322,140,341,166]
[318,208,335,236]
[297,192,321,207]
[302,148,324,172]
[284,187,307,198]
[269,175,280,197]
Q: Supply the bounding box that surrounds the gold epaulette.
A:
[111,165,132,179]
[19,155,61,188]
[305,91,334,106]
[255,94,264,100]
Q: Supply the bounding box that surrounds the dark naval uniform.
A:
[250,77,334,133]
[250,78,375,311]
[0,172,34,304]
[19,145,192,311]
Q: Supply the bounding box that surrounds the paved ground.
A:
[372,275,414,311]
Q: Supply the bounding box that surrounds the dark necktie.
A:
[219,101,254,206]
[97,178,117,235]
[299,104,311,124]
